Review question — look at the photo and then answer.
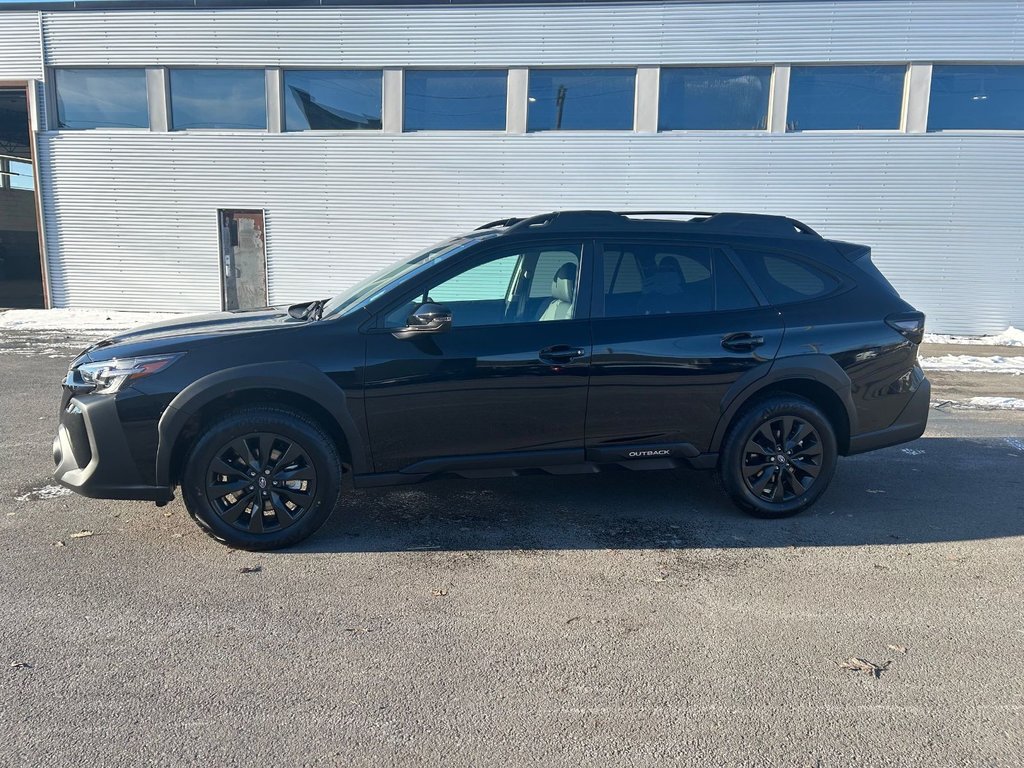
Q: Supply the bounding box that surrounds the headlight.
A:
[70,354,182,394]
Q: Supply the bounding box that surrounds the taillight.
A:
[886,311,925,345]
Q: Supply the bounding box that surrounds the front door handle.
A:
[539,344,586,364]
[721,332,766,352]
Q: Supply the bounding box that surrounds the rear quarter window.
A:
[733,248,839,305]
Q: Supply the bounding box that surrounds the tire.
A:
[181,407,342,550]
[718,395,837,519]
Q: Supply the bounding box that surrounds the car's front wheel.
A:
[181,407,342,550]
[719,395,837,518]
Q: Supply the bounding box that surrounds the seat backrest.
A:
[538,262,577,321]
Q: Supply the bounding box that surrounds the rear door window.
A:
[732,248,839,305]
[601,242,758,316]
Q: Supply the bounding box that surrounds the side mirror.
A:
[392,303,452,340]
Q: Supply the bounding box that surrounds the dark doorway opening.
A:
[0,85,43,309]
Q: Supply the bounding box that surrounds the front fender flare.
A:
[155,361,369,486]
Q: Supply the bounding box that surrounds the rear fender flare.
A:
[710,355,857,453]
[155,362,368,486]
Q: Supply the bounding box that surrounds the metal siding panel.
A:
[40,2,1024,67]
[0,12,42,79]
[38,132,1023,334]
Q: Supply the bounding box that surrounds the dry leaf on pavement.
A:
[69,530,93,539]
[239,565,262,574]
[839,657,891,678]
[886,644,909,654]
[432,589,448,597]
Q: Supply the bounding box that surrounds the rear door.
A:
[586,237,784,457]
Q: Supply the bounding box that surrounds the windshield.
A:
[321,233,497,318]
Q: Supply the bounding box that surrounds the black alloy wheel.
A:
[182,407,342,550]
[206,432,318,534]
[719,395,837,519]
[741,415,823,503]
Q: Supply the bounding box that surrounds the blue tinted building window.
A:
[404,70,507,131]
[169,69,267,130]
[284,70,382,131]
[527,69,635,131]
[928,65,1024,131]
[54,68,149,129]
[658,67,771,131]
[787,66,905,131]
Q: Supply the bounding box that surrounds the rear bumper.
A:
[53,394,174,503]
[846,375,930,456]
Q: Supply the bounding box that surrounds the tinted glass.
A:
[734,249,839,305]
[787,66,905,131]
[404,70,507,131]
[658,67,771,131]
[928,65,1024,131]
[715,254,759,311]
[169,69,267,130]
[602,243,716,317]
[527,69,635,131]
[283,70,382,131]
[54,68,148,129]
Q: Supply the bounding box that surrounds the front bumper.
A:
[53,393,173,503]
[846,373,931,456]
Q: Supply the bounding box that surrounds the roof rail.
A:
[475,217,524,230]
[493,209,821,238]
[615,210,717,219]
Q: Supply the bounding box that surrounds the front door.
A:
[362,240,592,473]
[587,238,784,456]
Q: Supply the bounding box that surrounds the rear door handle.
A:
[539,344,586,364]
[721,332,766,352]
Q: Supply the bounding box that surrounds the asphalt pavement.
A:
[1,331,1022,767]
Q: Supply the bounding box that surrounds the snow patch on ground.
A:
[968,397,1024,410]
[919,355,1024,374]
[15,484,73,502]
[0,308,184,334]
[923,326,1024,347]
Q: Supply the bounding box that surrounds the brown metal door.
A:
[218,209,267,311]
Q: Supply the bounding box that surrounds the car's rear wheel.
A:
[181,407,341,550]
[719,395,837,518]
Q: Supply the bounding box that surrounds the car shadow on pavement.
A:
[289,435,1024,554]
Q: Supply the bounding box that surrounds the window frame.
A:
[369,237,594,331]
[281,68,384,133]
[525,66,638,132]
[168,67,269,132]
[402,68,510,133]
[50,66,151,131]
[656,64,774,134]
[593,236,769,320]
[926,62,1024,134]
[785,63,909,134]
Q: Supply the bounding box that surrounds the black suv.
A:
[54,211,930,550]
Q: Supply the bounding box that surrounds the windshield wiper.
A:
[287,298,328,321]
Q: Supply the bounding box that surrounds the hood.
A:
[80,306,303,362]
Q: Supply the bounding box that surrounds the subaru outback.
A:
[54,210,930,550]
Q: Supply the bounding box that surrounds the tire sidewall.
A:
[721,396,837,518]
[182,408,341,550]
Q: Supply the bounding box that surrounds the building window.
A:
[658,66,771,131]
[169,69,267,130]
[7,160,34,191]
[53,68,149,129]
[527,69,635,131]
[928,65,1024,131]
[787,65,905,131]
[283,70,382,131]
[404,70,507,131]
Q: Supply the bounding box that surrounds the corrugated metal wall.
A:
[11,0,1024,332]
[39,2,1024,66]
[0,12,41,78]
[38,132,1024,333]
